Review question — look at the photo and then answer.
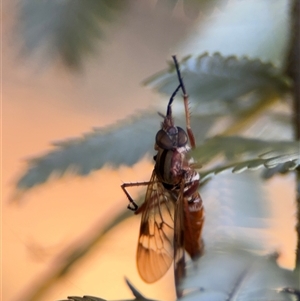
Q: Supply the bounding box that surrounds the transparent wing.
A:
[136,171,175,283]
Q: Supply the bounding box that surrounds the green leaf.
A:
[59,297,106,301]
[262,162,298,179]
[57,247,299,301]
[155,0,229,18]
[181,247,298,301]
[14,111,215,194]
[60,278,160,301]
[202,172,273,254]
[194,136,299,163]
[15,111,159,191]
[195,136,300,182]
[182,0,229,18]
[59,277,157,301]
[144,53,290,112]
[18,0,125,68]
[124,278,156,300]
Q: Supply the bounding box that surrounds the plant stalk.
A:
[286,0,300,270]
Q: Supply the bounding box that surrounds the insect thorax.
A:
[154,147,190,186]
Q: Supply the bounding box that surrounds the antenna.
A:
[166,84,181,117]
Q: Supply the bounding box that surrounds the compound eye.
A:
[155,129,173,149]
[177,127,188,147]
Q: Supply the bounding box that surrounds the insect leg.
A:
[172,55,196,149]
[121,181,152,211]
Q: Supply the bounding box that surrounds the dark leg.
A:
[121,181,152,211]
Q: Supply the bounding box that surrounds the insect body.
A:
[121,56,204,291]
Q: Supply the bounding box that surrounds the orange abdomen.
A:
[184,192,205,259]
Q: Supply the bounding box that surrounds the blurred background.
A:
[2,0,296,301]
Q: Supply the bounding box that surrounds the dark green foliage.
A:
[181,248,298,301]
[61,278,158,301]
[59,247,298,301]
[18,0,125,68]
[194,136,299,181]
[15,112,214,192]
[15,52,293,192]
[156,0,229,18]
[144,53,290,110]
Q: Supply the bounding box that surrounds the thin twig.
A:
[286,0,300,270]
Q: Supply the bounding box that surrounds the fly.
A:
[121,56,204,296]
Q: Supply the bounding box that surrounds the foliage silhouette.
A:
[18,0,125,68]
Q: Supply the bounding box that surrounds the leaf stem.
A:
[286,0,300,270]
